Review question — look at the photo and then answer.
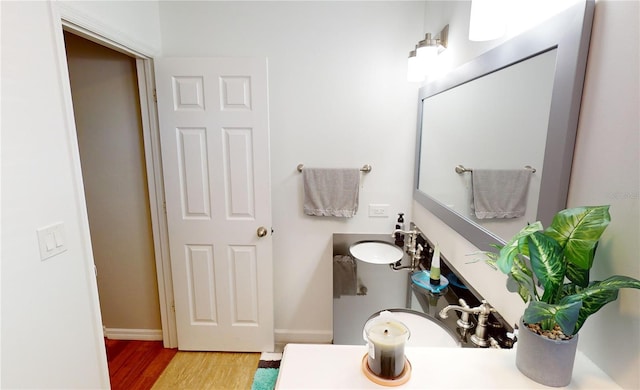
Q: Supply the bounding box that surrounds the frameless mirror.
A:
[413,1,594,252]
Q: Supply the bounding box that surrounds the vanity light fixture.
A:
[407,24,449,82]
[469,0,507,41]
[417,24,449,57]
[416,33,439,62]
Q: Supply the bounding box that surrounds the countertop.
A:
[275,343,620,389]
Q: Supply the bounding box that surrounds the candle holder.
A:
[362,311,412,386]
[361,353,411,386]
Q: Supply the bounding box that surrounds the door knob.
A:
[257,226,268,237]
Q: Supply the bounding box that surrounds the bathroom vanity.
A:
[275,343,620,389]
[333,231,513,349]
[317,228,620,388]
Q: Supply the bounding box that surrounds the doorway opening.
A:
[63,30,162,339]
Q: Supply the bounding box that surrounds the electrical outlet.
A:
[368,204,389,217]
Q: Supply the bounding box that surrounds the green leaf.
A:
[560,276,640,333]
[527,232,565,304]
[491,243,504,251]
[510,255,536,303]
[524,300,582,335]
[566,261,591,288]
[553,301,583,335]
[544,206,610,276]
[496,222,542,274]
[523,301,555,324]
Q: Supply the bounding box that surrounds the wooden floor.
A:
[152,351,260,389]
[106,339,177,390]
[106,339,261,389]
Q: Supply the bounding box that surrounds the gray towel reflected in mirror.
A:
[471,168,532,219]
[333,255,366,298]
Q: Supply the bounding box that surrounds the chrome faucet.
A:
[391,228,419,247]
[439,300,496,348]
[391,228,421,254]
[449,299,475,331]
[411,243,423,267]
[390,228,422,271]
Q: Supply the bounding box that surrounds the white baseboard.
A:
[274,328,333,345]
[104,327,163,341]
[105,327,330,345]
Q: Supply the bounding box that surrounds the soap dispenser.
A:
[430,242,441,285]
[394,213,405,247]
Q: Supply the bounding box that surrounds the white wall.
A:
[567,2,639,387]
[59,0,162,56]
[1,1,162,387]
[158,1,424,343]
[414,1,640,389]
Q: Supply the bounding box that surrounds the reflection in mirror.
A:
[418,49,557,240]
[413,1,594,252]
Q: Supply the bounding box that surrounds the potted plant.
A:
[487,205,640,387]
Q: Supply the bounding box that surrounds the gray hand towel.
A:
[303,168,360,217]
[471,169,532,219]
[333,255,357,298]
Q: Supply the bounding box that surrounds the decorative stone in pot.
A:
[515,318,579,387]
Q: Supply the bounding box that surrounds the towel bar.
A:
[297,163,372,173]
[455,165,536,174]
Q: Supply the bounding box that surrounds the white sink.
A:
[368,309,461,348]
[349,240,404,265]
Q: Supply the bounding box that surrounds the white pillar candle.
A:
[366,321,408,379]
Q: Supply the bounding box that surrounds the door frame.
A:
[50,2,178,348]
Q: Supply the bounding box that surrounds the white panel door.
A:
[155,57,273,351]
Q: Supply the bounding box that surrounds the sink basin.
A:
[349,240,404,264]
[368,309,460,348]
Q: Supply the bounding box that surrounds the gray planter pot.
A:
[515,318,579,387]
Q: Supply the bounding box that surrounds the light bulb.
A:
[407,54,424,82]
[469,0,506,41]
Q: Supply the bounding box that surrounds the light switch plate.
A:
[368,204,390,217]
[37,222,67,261]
